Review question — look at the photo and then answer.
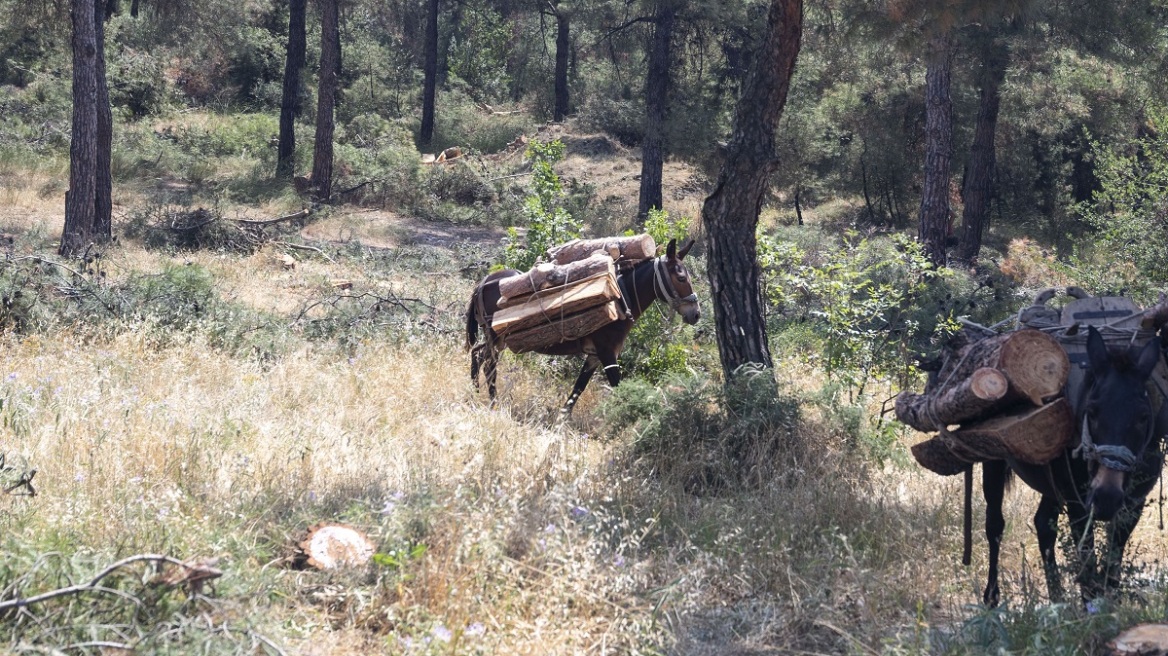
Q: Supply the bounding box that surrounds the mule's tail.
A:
[465,292,479,351]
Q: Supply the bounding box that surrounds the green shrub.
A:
[334,115,422,209]
[106,45,171,118]
[500,139,581,270]
[603,369,802,491]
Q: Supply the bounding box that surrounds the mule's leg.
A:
[1102,497,1147,593]
[1034,494,1065,602]
[598,350,621,387]
[561,356,600,416]
[1065,502,1103,603]
[470,343,483,391]
[485,346,500,405]
[982,460,1008,607]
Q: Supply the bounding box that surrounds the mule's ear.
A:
[1087,326,1110,373]
[678,238,695,259]
[1136,337,1162,379]
[666,238,677,259]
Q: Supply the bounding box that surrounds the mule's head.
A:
[661,238,701,325]
[1081,326,1161,521]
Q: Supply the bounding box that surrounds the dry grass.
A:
[4,123,1168,655]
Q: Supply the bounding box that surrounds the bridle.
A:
[652,256,698,312]
[1074,409,1154,473]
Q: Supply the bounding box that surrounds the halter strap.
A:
[652,256,698,310]
[1073,414,1149,472]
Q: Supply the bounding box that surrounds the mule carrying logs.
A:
[898,290,1168,475]
[490,235,656,354]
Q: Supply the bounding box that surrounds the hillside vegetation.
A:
[4,0,1168,654]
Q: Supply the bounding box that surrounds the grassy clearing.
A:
[3,109,1168,655]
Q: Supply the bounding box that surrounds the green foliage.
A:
[106,35,172,118]
[501,139,581,270]
[1077,109,1168,287]
[602,368,802,490]
[334,115,422,209]
[445,0,513,102]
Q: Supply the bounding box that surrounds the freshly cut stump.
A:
[298,524,376,570]
[1109,624,1168,655]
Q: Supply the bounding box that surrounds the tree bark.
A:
[701,0,803,378]
[545,234,656,265]
[311,0,340,202]
[955,35,1008,263]
[917,29,955,267]
[553,10,570,122]
[277,0,307,178]
[503,301,621,354]
[637,4,675,220]
[61,0,98,257]
[420,0,439,146]
[491,273,621,335]
[894,367,1009,430]
[94,0,112,242]
[130,0,138,18]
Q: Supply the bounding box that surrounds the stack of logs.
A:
[491,235,656,353]
[896,328,1074,475]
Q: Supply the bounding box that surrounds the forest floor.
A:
[2,115,1168,655]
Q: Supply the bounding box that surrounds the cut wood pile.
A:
[897,329,1072,475]
[898,289,1168,475]
[490,234,656,353]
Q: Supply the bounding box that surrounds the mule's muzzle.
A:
[1088,466,1127,521]
[680,301,701,325]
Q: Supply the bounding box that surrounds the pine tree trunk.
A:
[955,36,1008,263]
[130,0,138,18]
[917,30,955,267]
[701,0,803,378]
[62,0,98,257]
[420,0,439,146]
[553,11,570,122]
[94,0,112,242]
[277,0,307,178]
[638,4,675,221]
[311,0,340,202]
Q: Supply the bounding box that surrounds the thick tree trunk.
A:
[94,0,112,242]
[637,5,675,220]
[553,11,570,122]
[955,36,1008,263]
[311,0,340,202]
[917,30,955,267]
[420,0,439,146]
[277,0,307,178]
[701,0,803,377]
[130,0,138,18]
[62,0,98,257]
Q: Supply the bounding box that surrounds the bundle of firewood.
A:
[896,328,1073,475]
[490,235,656,354]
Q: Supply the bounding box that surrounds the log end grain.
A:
[1000,329,1070,405]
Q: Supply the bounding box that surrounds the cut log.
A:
[503,301,621,353]
[895,367,1009,431]
[910,439,973,476]
[945,397,1073,464]
[910,399,1074,474]
[491,272,620,336]
[497,253,615,306]
[546,234,656,265]
[931,328,1069,406]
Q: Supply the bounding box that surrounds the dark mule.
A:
[982,326,1165,606]
[465,238,700,414]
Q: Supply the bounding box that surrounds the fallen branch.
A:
[10,255,86,279]
[487,172,533,183]
[0,554,194,613]
[336,179,382,196]
[273,241,336,264]
[236,209,312,227]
